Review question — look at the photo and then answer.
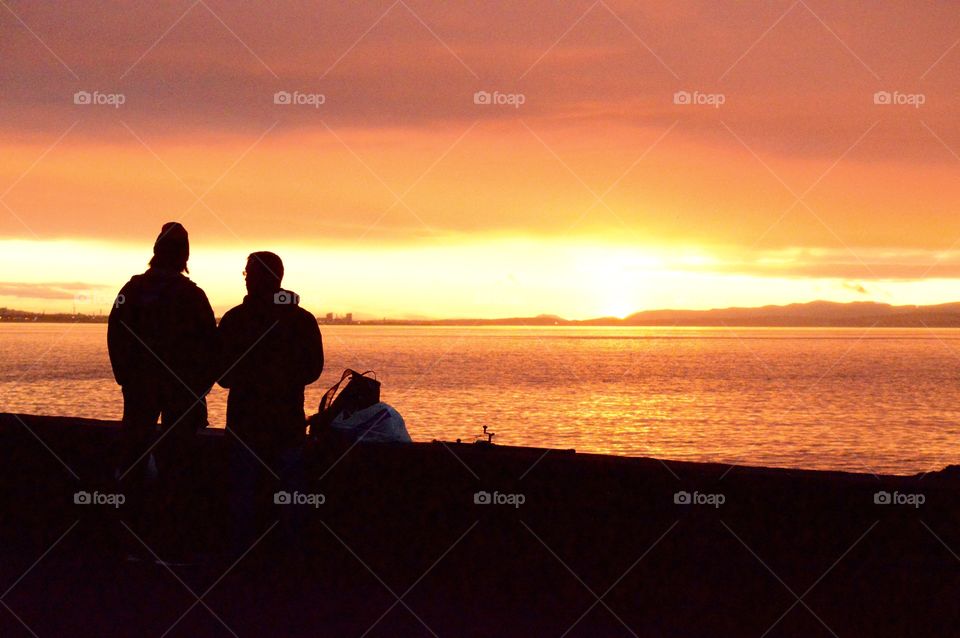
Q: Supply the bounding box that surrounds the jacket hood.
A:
[143,266,188,279]
[133,267,195,292]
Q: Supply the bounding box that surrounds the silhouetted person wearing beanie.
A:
[218,251,323,554]
[108,222,217,563]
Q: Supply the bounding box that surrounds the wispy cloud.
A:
[0,281,110,300]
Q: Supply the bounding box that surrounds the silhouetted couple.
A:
[107,222,323,563]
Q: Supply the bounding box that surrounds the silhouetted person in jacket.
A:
[218,251,323,553]
[108,222,217,562]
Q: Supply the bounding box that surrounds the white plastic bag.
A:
[329,402,411,443]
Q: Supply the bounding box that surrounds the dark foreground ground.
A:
[1,413,959,637]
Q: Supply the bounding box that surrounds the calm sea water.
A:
[2,323,959,475]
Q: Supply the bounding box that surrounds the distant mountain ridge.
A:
[613,301,960,327]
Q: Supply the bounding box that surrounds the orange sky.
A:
[2,1,960,318]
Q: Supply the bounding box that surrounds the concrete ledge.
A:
[0,412,957,636]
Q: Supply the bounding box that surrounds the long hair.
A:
[149,254,188,274]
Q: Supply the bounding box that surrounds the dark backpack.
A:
[308,369,380,438]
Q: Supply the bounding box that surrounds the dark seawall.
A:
[1,413,958,636]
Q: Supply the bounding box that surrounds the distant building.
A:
[318,312,357,325]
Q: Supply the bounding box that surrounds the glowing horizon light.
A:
[3,237,960,320]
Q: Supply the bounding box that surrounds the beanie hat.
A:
[154,222,189,261]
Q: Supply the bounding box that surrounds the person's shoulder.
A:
[219,304,246,324]
[114,272,148,301]
[292,305,319,326]
[173,275,212,302]
[140,268,198,293]
[121,272,146,289]
[173,273,202,292]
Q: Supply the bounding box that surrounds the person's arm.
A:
[106,281,134,386]
[299,311,324,386]
[193,288,218,394]
[216,310,238,389]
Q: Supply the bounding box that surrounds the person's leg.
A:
[227,434,264,558]
[118,386,160,474]
[275,444,308,554]
[117,385,160,558]
[154,392,206,560]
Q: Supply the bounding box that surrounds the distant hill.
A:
[612,301,960,327]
